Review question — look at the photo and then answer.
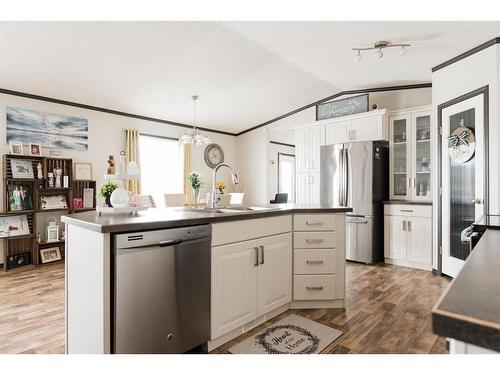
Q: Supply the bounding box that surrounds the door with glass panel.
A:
[278,153,295,203]
[441,94,485,277]
[390,115,410,200]
[411,111,432,201]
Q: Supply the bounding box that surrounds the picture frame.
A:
[74,162,92,180]
[10,158,35,179]
[0,215,30,238]
[29,143,42,156]
[39,246,62,264]
[83,188,94,208]
[7,182,33,211]
[40,195,68,210]
[9,141,24,155]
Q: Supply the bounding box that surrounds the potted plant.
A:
[99,181,119,207]
[188,171,205,203]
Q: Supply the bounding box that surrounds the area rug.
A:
[228,314,342,354]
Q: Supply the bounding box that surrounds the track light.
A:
[374,49,383,59]
[353,50,361,62]
[399,46,406,56]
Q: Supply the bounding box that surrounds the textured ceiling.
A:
[1,21,500,133]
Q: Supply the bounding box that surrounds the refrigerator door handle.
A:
[344,148,349,207]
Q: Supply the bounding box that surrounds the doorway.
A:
[278,153,295,203]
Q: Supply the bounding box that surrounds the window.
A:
[139,134,184,206]
[278,153,295,203]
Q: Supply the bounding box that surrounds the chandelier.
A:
[179,95,212,145]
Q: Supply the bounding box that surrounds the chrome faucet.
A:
[211,163,239,208]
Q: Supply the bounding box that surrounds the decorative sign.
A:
[448,122,475,163]
[316,94,368,120]
[254,323,320,354]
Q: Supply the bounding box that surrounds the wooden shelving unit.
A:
[2,154,97,271]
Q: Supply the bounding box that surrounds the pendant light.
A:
[179,95,212,145]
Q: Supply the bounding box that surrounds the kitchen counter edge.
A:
[61,205,353,234]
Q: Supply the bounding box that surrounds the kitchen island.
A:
[432,216,500,354]
[62,204,351,354]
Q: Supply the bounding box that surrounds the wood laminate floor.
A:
[0,261,449,354]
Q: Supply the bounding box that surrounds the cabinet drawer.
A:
[293,275,336,300]
[384,204,431,218]
[294,232,336,249]
[294,214,335,231]
[294,249,335,275]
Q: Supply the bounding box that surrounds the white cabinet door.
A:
[406,217,432,265]
[211,239,259,339]
[296,173,309,204]
[384,215,407,261]
[351,115,387,142]
[325,120,350,145]
[308,172,320,204]
[257,233,292,315]
[309,125,325,173]
[295,127,310,174]
[410,111,432,202]
[389,115,411,200]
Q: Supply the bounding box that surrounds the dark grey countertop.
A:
[383,200,433,206]
[432,229,500,352]
[61,204,352,234]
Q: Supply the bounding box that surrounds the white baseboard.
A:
[290,299,344,309]
[385,258,432,271]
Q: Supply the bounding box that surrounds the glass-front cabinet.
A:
[389,107,432,201]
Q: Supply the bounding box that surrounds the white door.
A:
[309,125,325,173]
[411,111,432,201]
[441,94,485,277]
[257,233,292,315]
[211,239,259,339]
[389,115,411,200]
[384,215,407,261]
[295,127,310,173]
[296,173,309,204]
[325,120,350,145]
[406,217,432,265]
[278,153,295,203]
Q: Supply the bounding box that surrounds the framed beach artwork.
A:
[6,107,88,151]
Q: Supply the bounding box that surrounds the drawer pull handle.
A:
[400,209,414,212]
[306,260,324,265]
[306,221,323,225]
[306,239,324,244]
[306,286,324,291]
[347,220,368,224]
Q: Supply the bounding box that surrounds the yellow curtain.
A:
[183,144,191,202]
[125,129,141,194]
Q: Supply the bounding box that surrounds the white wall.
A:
[267,142,295,202]
[236,127,269,205]
[431,44,500,270]
[0,93,238,263]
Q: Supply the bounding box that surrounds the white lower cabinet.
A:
[384,204,432,270]
[211,232,292,340]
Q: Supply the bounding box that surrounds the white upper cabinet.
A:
[294,125,325,204]
[325,119,351,144]
[324,110,389,145]
[389,106,432,201]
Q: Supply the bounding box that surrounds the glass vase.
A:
[192,188,201,204]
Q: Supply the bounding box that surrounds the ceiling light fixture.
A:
[353,41,410,62]
[179,95,212,146]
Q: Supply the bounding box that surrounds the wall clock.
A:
[204,143,224,168]
[448,123,475,163]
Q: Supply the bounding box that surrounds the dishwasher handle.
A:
[159,239,183,247]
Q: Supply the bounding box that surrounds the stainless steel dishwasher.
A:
[113,224,211,354]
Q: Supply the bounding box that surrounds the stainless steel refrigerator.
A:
[320,141,388,263]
